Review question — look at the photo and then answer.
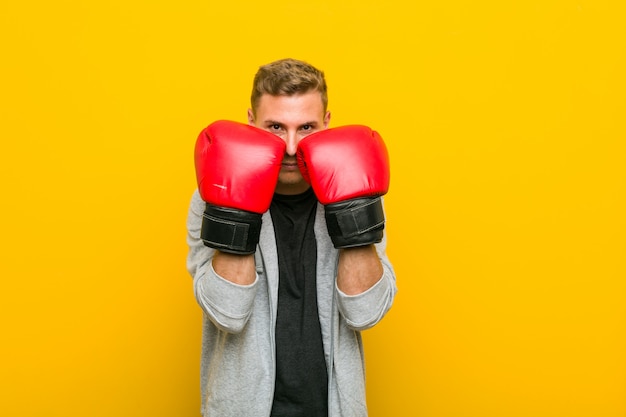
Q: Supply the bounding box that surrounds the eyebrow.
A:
[263,120,320,127]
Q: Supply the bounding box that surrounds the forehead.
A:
[255,91,325,123]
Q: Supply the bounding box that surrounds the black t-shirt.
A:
[269,188,328,417]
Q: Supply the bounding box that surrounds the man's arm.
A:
[334,231,397,331]
[188,121,285,333]
[296,124,396,329]
[212,252,256,286]
[186,190,259,334]
[336,245,383,295]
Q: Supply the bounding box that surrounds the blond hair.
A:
[250,58,328,115]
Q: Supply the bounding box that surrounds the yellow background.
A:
[1,0,624,416]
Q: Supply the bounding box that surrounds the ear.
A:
[323,111,331,128]
[247,109,255,126]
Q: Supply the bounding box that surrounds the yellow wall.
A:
[1,1,624,416]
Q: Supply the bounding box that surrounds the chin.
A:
[276,174,309,194]
[278,171,304,185]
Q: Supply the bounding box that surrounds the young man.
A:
[186,58,397,416]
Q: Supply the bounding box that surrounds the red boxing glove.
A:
[195,120,286,254]
[296,125,390,248]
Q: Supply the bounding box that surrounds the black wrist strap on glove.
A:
[324,196,385,248]
[201,205,262,254]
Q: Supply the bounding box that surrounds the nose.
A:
[284,131,298,156]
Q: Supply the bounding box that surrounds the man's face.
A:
[248,91,330,195]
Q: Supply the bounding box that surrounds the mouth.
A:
[281,160,299,171]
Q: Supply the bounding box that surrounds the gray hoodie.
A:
[186,190,397,416]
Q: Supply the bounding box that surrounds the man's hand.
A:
[296,125,390,248]
[195,120,286,254]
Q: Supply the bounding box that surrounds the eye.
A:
[269,124,281,131]
[301,125,312,131]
